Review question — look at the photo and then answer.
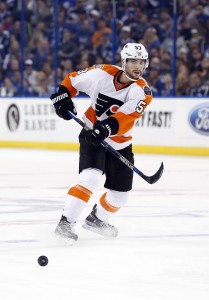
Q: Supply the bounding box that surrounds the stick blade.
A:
[147,162,164,184]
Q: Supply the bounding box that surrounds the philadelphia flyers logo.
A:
[95,93,123,117]
[110,105,119,114]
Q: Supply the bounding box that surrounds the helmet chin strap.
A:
[122,61,141,82]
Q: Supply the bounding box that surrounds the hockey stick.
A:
[68,111,164,184]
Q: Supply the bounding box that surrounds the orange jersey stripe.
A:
[68,184,92,203]
[100,193,120,213]
[61,72,78,98]
[112,112,136,134]
[136,78,148,88]
[84,106,97,124]
[102,65,120,77]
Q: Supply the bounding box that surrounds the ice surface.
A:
[0,149,209,300]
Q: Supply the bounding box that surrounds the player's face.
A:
[125,59,146,80]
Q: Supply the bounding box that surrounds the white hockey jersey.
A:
[61,64,152,150]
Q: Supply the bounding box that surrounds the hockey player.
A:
[50,43,152,241]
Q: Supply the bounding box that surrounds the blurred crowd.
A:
[0,0,209,97]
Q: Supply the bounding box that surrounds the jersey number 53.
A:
[136,100,146,114]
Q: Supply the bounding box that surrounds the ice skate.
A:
[82,204,118,238]
[55,215,78,242]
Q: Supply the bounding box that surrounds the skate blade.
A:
[54,232,76,246]
[82,223,118,238]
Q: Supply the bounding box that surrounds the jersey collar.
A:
[113,70,133,91]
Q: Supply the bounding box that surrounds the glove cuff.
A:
[50,85,71,105]
[51,92,69,105]
[98,117,119,137]
[58,85,71,97]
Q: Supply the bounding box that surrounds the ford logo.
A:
[189,103,209,136]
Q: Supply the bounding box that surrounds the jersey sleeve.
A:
[112,82,152,135]
[60,66,96,97]
[60,64,119,98]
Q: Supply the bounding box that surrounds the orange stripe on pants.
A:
[100,193,120,213]
[68,185,92,203]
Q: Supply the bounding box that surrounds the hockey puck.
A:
[38,255,48,266]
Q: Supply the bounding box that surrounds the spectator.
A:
[2,12,13,31]
[33,71,51,96]
[155,73,173,96]
[0,77,17,96]
[32,39,51,70]
[190,28,204,47]
[177,63,189,79]
[178,47,189,64]
[189,46,203,72]
[131,10,149,42]
[11,70,21,94]
[143,27,161,52]
[160,16,173,41]
[58,30,77,61]
[34,0,52,23]
[42,62,53,83]
[92,19,111,51]
[7,57,19,81]
[24,59,38,92]
[76,19,94,51]
[178,3,196,28]
[27,22,47,53]
[75,51,96,70]
[195,4,209,28]
[9,38,20,59]
[117,26,135,52]
[146,66,161,96]
[77,51,96,68]
[203,18,209,53]
[56,66,64,84]
[60,58,73,74]
[10,20,21,42]
[199,56,209,83]
[149,13,162,41]
[95,55,104,65]
[89,10,101,31]
[76,59,89,70]
[1,0,209,97]
[0,23,10,69]
[0,2,8,22]
[178,19,192,41]
[69,8,88,33]
[22,78,38,96]
[96,32,112,63]
[160,52,172,73]
[149,47,161,58]
[96,0,112,16]
[150,56,161,72]
[121,7,138,27]
[176,72,189,96]
[0,67,4,86]
[186,71,209,96]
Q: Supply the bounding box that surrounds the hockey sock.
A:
[96,190,129,222]
[63,185,92,222]
[96,193,120,222]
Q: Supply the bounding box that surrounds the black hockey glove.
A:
[50,86,77,120]
[85,117,119,146]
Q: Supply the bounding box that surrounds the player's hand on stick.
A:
[50,86,77,120]
[85,118,119,146]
